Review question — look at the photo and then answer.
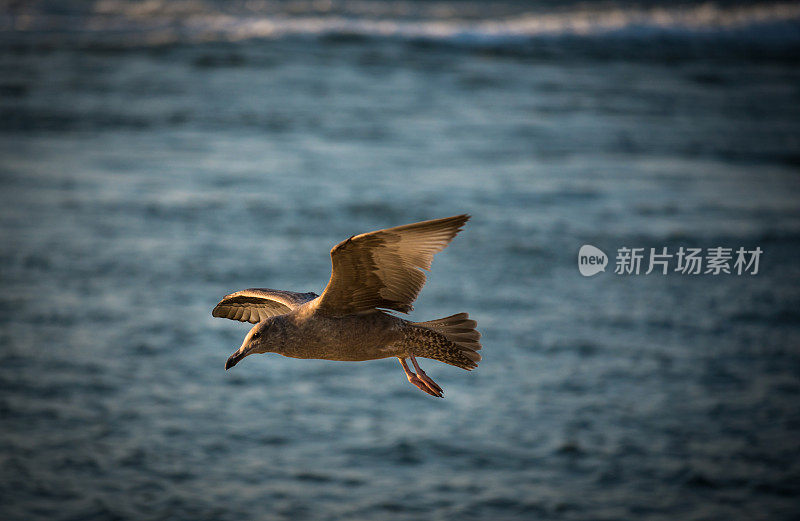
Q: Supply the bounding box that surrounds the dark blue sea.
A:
[1,1,800,519]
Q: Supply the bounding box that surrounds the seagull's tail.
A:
[410,313,482,370]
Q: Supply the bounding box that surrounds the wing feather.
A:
[316,215,469,315]
[212,289,318,324]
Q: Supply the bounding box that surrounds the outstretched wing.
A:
[212,289,318,323]
[316,214,469,315]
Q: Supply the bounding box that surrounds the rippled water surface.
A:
[1,1,800,520]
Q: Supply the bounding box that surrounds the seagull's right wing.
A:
[212,288,318,324]
[316,214,469,316]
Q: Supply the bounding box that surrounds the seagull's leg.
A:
[398,357,443,398]
[410,355,444,396]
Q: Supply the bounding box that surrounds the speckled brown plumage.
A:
[398,325,478,371]
[213,215,481,398]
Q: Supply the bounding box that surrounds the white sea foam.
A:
[3,1,800,45]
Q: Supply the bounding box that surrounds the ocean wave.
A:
[2,1,800,47]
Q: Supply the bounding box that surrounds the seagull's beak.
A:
[225,343,252,370]
[225,351,244,370]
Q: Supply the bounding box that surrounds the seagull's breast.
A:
[281,311,404,361]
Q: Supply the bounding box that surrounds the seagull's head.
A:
[225,318,281,370]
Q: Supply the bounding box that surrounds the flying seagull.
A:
[212,214,481,397]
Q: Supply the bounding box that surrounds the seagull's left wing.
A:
[212,288,318,324]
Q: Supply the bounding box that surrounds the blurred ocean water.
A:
[1,1,800,520]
